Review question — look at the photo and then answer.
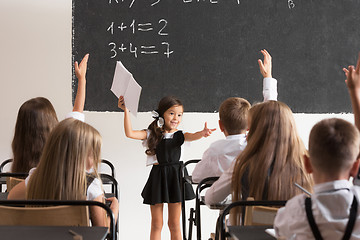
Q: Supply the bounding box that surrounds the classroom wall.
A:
[0,0,354,239]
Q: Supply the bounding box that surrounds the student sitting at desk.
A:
[8,118,119,228]
[191,97,250,184]
[274,117,360,239]
[274,52,360,239]
[192,49,277,184]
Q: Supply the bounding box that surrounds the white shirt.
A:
[204,77,278,205]
[65,111,85,122]
[192,134,246,184]
[204,160,234,205]
[274,180,360,240]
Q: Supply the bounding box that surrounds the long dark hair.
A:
[146,96,183,156]
[11,97,58,173]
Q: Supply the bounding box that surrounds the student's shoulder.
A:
[282,193,307,215]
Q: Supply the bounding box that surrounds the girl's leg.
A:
[150,203,164,240]
[168,202,182,240]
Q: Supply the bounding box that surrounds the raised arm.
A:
[73,53,89,112]
[118,96,147,140]
[184,122,216,142]
[343,52,360,130]
[258,49,278,101]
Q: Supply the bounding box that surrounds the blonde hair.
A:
[309,118,360,176]
[231,101,313,224]
[27,118,102,200]
[219,97,251,134]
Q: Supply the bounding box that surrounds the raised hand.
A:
[75,53,89,81]
[258,49,272,78]
[343,52,360,90]
[118,96,126,111]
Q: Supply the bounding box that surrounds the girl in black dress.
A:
[118,95,215,240]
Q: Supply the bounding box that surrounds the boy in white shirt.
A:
[275,52,360,240]
[274,118,360,240]
[191,97,250,183]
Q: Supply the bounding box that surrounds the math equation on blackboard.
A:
[105,0,294,59]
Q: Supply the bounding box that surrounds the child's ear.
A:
[303,154,313,174]
[218,120,225,132]
[349,158,360,178]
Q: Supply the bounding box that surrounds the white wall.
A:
[0,0,354,239]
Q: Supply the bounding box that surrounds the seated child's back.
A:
[192,97,250,183]
[275,118,360,240]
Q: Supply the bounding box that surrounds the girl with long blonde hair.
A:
[8,118,119,227]
[231,101,313,224]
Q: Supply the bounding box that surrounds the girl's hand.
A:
[106,197,119,222]
[107,197,119,212]
[201,122,216,137]
[258,49,272,78]
[75,53,89,82]
[343,52,360,90]
[118,96,126,111]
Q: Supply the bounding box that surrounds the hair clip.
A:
[157,117,164,128]
[151,110,159,119]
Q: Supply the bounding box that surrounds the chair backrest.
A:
[6,177,24,192]
[101,159,116,178]
[244,197,280,226]
[0,205,89,226]
[216,199,287,240]
[0,200,115,240]
[0,159,13,173]
[100,173,119,199]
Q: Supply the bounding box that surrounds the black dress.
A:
[141,130,195,205]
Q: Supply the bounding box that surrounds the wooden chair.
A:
[215,199,286,240]
[244,197,280,226]
[6,177,24,192]
[0,172,28,193]
[0,199,115,240]
[0,205,89,226]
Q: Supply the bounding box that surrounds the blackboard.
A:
[72,0,360,113]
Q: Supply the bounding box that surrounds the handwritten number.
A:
[109,42,117,58]
[158,19,168,36]
[107,22,114,35]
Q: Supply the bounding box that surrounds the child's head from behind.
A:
[308,118,360,179]
[11,97,58,173]
[232,101,310,204]
[219,97,250,135]
[27,118,102,200]
[146,96,183,155]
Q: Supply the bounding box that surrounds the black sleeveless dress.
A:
[141,131,195,205]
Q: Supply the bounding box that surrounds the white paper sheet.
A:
[110,61,142,116]
[265,228,276,238]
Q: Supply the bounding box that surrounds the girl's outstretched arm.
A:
[73,53,89,112]
[184,122,216,142]
[118,96,147,140]
[343,52,360,130]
